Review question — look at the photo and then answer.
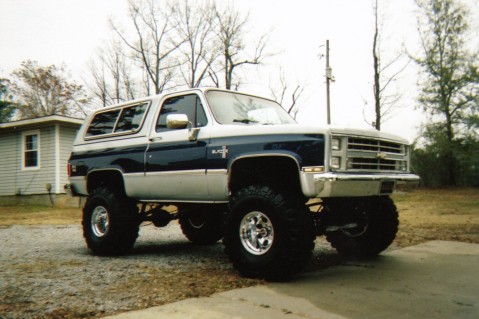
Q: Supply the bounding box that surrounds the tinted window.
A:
[86,109,121,137]
[115,103,148,133]
[85,102,150,138]
[156,95,207,132]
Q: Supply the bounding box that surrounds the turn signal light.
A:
[303,166,325,173]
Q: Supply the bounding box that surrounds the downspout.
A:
[55,124,61,195]
[14,127,20,197]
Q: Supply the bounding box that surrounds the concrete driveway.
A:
[103,241,479,319]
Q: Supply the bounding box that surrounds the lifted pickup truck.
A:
[68,88,419,279]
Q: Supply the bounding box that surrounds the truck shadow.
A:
[125,238,348,275]
[130,240,225,257]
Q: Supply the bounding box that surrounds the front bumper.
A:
[300,172,420,198]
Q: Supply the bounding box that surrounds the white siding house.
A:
[0,115,83,205]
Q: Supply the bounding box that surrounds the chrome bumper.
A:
[300,172,420,198]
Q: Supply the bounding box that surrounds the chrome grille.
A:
[330,135,409,172]
[349,158,407,171]
[348,137,403,154]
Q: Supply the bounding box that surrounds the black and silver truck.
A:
[67,88,419,279]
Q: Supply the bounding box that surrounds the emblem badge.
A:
[376,152,387,159]
[212,146,229,159]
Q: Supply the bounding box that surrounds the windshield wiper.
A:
[233,119,258,124]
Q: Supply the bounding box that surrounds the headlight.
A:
[332,138,341,150]
[330,157,341,169]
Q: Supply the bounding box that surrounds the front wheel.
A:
[322,196,399,258]
[82,187,139,256]
[224,186,315,280]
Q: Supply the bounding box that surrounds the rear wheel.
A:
[322,196,398,257]
[224,185,315,280]
[82,186,139,256]
[179,205,225,245]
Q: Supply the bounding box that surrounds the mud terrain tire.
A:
[224,185,315,280]
[179,205,225,245]
[83,187,139,256]
[324,196,398,257]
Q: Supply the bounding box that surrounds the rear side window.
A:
[115,103,148,132]
[86,109,120,137]
[86,102,149,138]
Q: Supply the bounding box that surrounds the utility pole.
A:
[325,40,334,125]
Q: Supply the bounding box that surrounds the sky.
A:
[1,0,478,142]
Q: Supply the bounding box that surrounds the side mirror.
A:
[166,114,189,129]
[165,113,201,141]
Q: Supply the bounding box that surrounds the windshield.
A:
[205,90,296,125]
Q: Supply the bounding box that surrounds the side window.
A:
[156,94,207,132]
[115,103,148,133]
[86,109,121,137]
[85,102,150,138]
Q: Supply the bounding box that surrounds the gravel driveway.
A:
[0,223,263,319]
[0,221,342,319]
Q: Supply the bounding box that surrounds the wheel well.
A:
[229,156,302,196]
[87,170,126,195]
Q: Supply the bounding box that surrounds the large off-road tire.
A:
[224,185,315,280]
[82,186,140,256]
[323,196,398,258]
[179,205,225,245]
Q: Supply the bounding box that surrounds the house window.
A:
[23,131,40,169]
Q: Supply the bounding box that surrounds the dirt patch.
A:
[1,188,478,319]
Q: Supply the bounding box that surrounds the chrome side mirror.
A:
[165,114,200,141]
[166,114,189,129]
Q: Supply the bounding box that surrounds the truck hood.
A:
[328,126,410,144]
[209,123,411,145]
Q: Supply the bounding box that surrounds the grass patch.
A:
[392,187,479,247]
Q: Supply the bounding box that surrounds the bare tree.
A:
[370,0,410,130]
[111,0,185,95]
[173,0,219,88]
[11,60,91,119]
[213,3,272,90]
[87,40,138,107]
[87,58,109,107]
[269,67,305,119]
[87,0,275,100]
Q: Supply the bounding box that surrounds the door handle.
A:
[149,137,162,142]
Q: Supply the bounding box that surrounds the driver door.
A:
[144,93,210,201]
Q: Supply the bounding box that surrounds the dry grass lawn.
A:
[0,206,81,226]
[392,188,479,247]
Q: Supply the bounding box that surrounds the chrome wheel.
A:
[240,211,274,255]
[91,206,109,237]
